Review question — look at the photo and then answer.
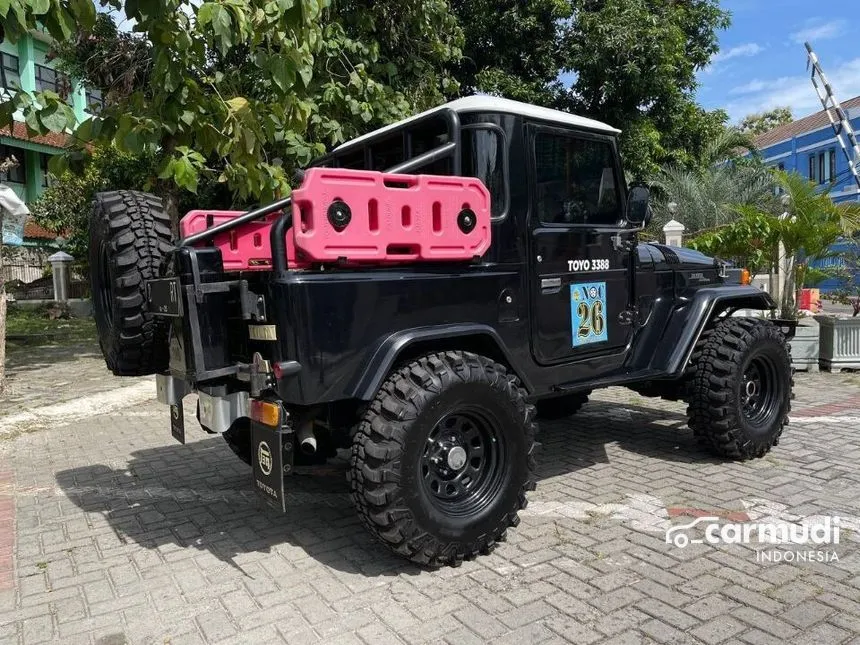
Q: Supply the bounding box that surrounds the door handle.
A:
[541,277,562,292]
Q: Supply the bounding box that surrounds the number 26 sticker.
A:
[570,282,608,347]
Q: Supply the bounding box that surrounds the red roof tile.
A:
[0,121,68,149]
[24,220,58,240]
[752,96,860,150]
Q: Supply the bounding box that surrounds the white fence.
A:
[1,261,43,284]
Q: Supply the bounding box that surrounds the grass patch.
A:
[5,304,97,348]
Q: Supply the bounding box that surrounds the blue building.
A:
[752,95,860,204]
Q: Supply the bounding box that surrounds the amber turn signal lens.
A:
[740,268,751,285]
[250,400,280,427]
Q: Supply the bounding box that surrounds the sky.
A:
[697,0,858,124]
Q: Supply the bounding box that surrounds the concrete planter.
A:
[815,315,860,372]
[790,319,819,372]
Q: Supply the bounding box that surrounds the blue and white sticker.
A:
[570,281,608,347]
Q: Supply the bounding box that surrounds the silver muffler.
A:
[296,420,317,455]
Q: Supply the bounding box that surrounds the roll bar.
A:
[177,107,464,275]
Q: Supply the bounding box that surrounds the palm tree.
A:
[649,128,775,234]
[650,161,777,233]
[775,171,860,317]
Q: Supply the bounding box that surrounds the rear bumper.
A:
[155,373,250,433]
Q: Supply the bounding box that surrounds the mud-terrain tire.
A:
[90,191,173,376]
[686,317,792,460]
[350,351,537,567]
[535,391,591,420]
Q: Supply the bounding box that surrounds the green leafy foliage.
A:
[29,147,156,264]
[562,0,731,179]
[447,0,732,179]
[449,0,569,105]
[2,0,328,203]
[650,149,777,235]
[6,2,462,207]
[687,205,779,276]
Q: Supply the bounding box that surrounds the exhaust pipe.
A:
[296,420,317,455]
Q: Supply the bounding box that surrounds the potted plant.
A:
[814,249,860,371]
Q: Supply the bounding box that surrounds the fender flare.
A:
[654,286,776,376]
[349,323,532,400]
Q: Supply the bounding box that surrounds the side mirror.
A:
[626,185,651,226]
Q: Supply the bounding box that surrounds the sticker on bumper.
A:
[570,281,608,347]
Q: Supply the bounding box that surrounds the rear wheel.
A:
[89,191,173,376]
[686,318,792,460]
[349,351,536,567]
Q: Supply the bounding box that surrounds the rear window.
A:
[462,127,507,220]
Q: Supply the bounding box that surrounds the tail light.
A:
[250,400,281,427]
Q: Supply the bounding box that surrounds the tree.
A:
[561,0,731,178]
[29,147,157,266]
[739,107,793,136]
[448,0,570,105]
[687,205,779,277]
[2,1,328,208]
[445,0,733,178]
[649,131,773,234]
[773,171,860,318]
[5,2,464,216]
[686,171,860,319]
[1,1,462,213]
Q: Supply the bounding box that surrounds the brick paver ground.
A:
[0,357,858,644]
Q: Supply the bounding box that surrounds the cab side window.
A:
[534,132,622,226]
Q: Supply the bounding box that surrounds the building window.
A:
[777,162,785,171]
[0,145,26,184]
[85,87,104,114]
[35,64,72,100]
[0,53,20,91]
[830,149,837,183]
[39,154,54,187]
[534,131,622,226]
[809,155,816,181]
[818,152,826,185]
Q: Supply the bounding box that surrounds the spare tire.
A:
[89,190,173,376]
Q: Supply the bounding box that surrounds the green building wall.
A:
[1,31,91,205]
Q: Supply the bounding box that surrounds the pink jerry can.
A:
[290,167,491,263]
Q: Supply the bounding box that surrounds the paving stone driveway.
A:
[1,363,859,645]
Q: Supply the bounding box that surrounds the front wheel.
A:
[686,318,792,460]
[349,351,537,567]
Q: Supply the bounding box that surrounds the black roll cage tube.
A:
[177,109,463,277]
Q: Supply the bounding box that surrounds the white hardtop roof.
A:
[335,95,620,151]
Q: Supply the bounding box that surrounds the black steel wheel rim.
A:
[97,243,114,325]
[741,353,780,427]
[420,407,506,517]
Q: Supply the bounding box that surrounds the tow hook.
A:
[248,352,274,396]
